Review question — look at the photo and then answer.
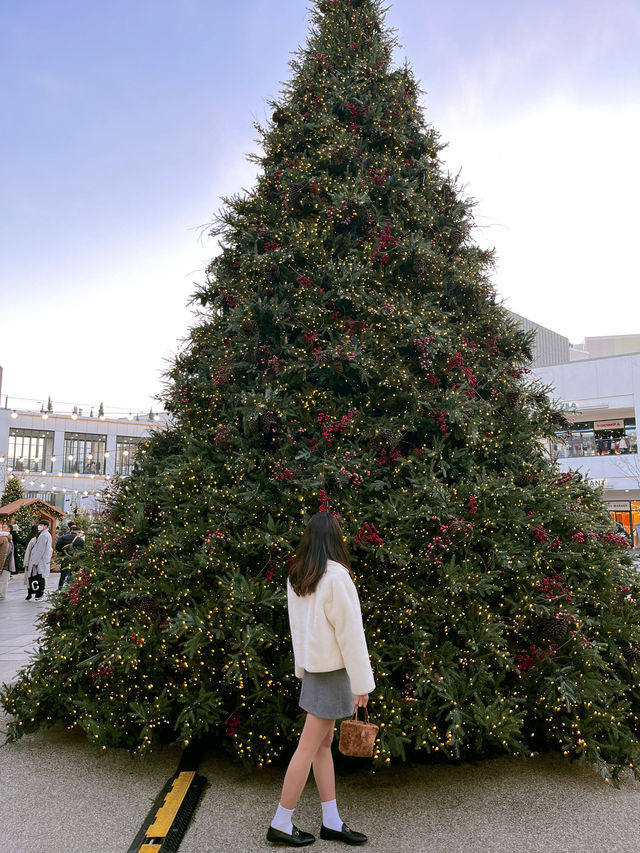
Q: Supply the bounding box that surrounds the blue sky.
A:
[2,0,639,413]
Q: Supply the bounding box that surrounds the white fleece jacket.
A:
[287,559,375,695]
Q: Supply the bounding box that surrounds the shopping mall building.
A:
[0,381,167,513]
[517,316,640,547]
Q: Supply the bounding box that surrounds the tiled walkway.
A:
[0,571,50,684]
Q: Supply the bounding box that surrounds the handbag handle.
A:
[353,705,370,723]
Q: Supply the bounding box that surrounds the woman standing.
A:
[267,513,375,847]
[0,524,12,599]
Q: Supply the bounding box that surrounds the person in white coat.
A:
[23,524,39,599]
[0,523,12,599]
[25,519,53,600]
[267,512,374,848]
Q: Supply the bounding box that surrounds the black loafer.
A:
[266,824,315,846]
[320,823,367,845]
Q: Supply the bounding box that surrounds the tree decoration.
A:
[2,0,640,786]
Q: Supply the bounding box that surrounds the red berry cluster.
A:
[354,523,383,547]
[533,525,549,543]
[370,219,402,267]
[367,165,390,186]
[318,489,330,513]
[65,569,91,606]
[376,448,402,465]
[90,663,115,682]
[225,713,241,737]
[467,495,478,514]
[345,101,368,131]
[514,644,557,674]
[317,409,358,443]
[536,573,571,602]
[272,462,294,482]
[556,472,573,485]
[428,410,449,437]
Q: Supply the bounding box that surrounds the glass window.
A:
[553,419,636,459]
[115,436,145,475]
[7,428,55,473]
[624,419,637,454]
[24,491,64,510]
[63,432,107,474]
[632,501,640,548]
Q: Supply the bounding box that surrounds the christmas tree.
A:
[3,0,640,783]
[0,476,36,570]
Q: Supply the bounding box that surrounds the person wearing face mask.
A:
[25,519,53,600]
[0,523,13,600]
[23,524,40,600]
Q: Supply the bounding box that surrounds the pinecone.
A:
[138,595,159,614]
[264,264,281,283]
[448,228,463,247]
[143,502,159,521]
[331,359,344,374]
[225,637,238,654]
[622,643,640,663]
[374,428,396,448]
[514,472,539,487]
[43,608,65,628]
[550,411,571,428]
[289,182,306,204]
[505,390,520,407]
[445,517,459,535]
[215,424,231,444]
[241,318,258,338]
[413,255,427,274]
[329,146,347,165]
[121,536,136,559]
[539,615,572,642]
[260,412,275,432]
[272,107,287,126]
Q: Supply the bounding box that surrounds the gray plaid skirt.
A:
[299,668,355,720]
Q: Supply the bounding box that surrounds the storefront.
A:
[606,500,640,547]
[553,418,637,459]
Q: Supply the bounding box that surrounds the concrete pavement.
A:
[3,572,640,853]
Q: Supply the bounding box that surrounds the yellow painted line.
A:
[138,845,162,853]
[145,771,196,838]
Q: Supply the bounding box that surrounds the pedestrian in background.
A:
[55,523,85,589]
[25,519,52,600]
[23,524,39,600]
[0,523,13,600]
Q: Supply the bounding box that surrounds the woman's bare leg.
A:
[280,713,335,809]
[312,724,336,802]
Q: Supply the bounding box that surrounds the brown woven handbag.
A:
[338,706,379,758]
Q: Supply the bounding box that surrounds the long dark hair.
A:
[289,513,352,597]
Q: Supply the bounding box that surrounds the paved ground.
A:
[3,571,640,853]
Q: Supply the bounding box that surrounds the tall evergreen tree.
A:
[0,476,37,569]
[3,0,640,783]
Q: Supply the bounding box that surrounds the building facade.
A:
[0,406,167,514]
[533,353,640,546]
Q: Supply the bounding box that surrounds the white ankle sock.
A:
[271,803,294,835]
[321,798,343,831]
